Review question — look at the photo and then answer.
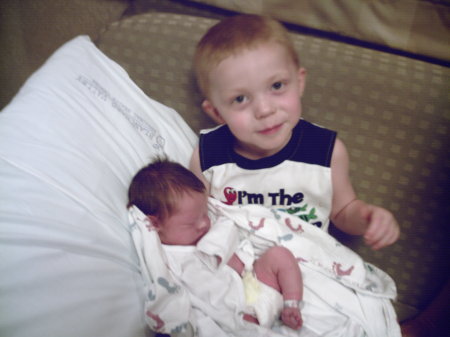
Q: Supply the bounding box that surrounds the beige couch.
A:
[0,0,131,110]
[1,0,449,335]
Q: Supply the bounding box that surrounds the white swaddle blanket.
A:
[129,198,401,337]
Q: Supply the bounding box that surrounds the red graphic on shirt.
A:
[223,187,237,205]
[333,262,354,276]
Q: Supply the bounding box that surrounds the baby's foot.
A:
[281,307,302,330]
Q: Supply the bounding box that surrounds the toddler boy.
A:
[190,14,399,250]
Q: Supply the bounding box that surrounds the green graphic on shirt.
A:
[280,204,320,226]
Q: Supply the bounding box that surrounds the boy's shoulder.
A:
[296,119,337,146]
[199,124,233,170]
[292,119,337,168]
[200,123,230,136]
[200,124,233,151]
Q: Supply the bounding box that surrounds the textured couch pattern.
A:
[0,0,130,109]
[189,0,450,62]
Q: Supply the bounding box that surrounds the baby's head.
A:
[128,157,211,245]
[194,14,300,98]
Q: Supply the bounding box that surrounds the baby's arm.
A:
[189,146,210,192]
[330,138,400,250]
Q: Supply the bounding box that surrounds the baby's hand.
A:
[362,204,400,250]
[281,306,302,330]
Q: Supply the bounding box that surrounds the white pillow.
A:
[0,36,197,337]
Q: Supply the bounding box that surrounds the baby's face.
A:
[158,191,211,245]
[204,42,305,160]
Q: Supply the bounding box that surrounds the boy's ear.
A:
[297,67,307,98]
[202,100,225,124]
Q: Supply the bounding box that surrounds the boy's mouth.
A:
[258,123,283,135]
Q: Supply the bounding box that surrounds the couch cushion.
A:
[189,0,450,62]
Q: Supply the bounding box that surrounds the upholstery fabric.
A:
[0,0,130,109]
[189,0,450,61]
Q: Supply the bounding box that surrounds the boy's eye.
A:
[272,81,284,90]
[233,95,246,104]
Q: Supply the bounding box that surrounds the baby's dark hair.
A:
[127,157,205,219]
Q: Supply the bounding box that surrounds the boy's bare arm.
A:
[329,138,362,233]
[330,139,400,249]
[189,146,210,192]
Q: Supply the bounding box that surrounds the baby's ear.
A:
[147,215,161,232]
[202,100,225,124]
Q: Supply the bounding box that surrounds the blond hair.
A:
[194,14,300,97]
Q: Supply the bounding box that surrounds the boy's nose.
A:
[255,96,275,119]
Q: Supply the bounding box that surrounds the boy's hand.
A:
[362,204,400,250]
